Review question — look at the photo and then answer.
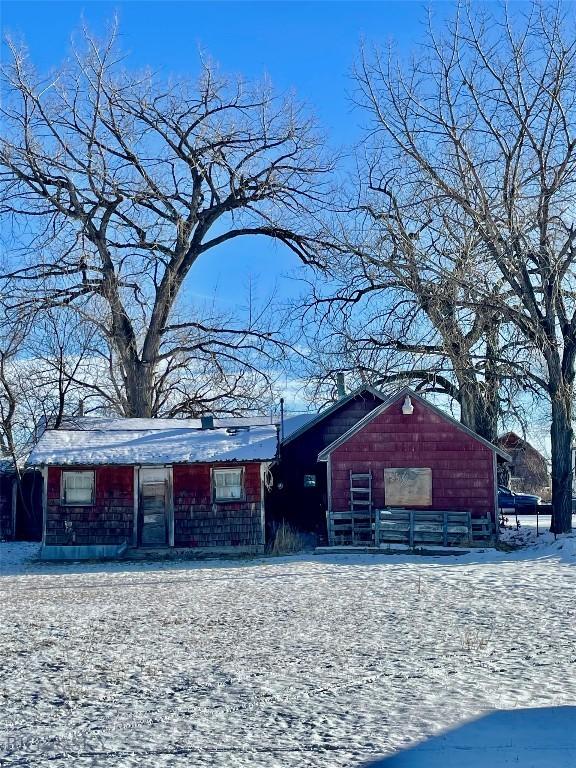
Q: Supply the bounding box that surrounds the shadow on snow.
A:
[362,706,576,767]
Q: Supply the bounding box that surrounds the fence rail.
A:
[327,508,493,547]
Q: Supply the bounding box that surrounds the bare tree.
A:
[0,21,334,418]
[0,309,32,461]
[0,301,104,533]
[354,2,576,532]
[297,206,535,442]
[48,289,291,419]
[0,302,100,457]
[297,154,551,442]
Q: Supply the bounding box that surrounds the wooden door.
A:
[139,467,169,546]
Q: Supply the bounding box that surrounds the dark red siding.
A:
[173,462,263,548]
[44,462,265,549]
[45,466,134,546]
[329,397,496,521]
[0,472,14,540]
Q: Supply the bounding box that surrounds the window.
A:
[303,474,317,488]
[62,470,94,505]
[213,468,243,501]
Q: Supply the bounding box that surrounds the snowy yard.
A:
[1,535,575,767]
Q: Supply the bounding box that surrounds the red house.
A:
[318,388,510,547]
[27,417,277,560]
[497,431,550,497]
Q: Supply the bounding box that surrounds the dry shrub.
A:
[269,522,303,555]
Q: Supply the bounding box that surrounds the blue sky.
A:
[2,1,449,310]
[0,2,558,436]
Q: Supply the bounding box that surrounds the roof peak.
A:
[318,387,511,461]
[280,384,387,445]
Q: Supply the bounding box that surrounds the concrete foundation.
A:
[40,544,126,561]
[40,543,264,561]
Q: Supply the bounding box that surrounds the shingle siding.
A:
[43,462,265,549]
[268,391,384,537]
[173,463,263,548]
[45,466,134,546]
[329,397,496,521]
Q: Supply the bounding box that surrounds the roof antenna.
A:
[280,397,285,442]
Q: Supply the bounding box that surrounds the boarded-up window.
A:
[384,468,432,507]
[62,470,94,504]
[213,468,243,501]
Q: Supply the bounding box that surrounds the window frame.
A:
[212,467,245,503]
[303,474,317,488]
[61,469,95,506]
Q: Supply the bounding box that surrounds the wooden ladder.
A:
[349,471,373,544]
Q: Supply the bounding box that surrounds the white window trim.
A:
[61,469,95,506]
[212,467,245,502]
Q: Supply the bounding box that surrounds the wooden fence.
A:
[327,508,493,547]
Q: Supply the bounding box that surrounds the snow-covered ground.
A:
[1,535,575,767]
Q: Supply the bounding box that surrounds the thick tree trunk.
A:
[123,360,155,418]
[550,390,573,534]
[458,381,498,443]
[473,396,498,444]
[480,325,501,444]
[453,332,499,443]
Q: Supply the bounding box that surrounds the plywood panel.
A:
[384,468,432,507]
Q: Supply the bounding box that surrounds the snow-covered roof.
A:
[58,416,277,431]
[55,413,316,442]
[27,424,278,466]
[281,413,316,439]
[0,458,16,474]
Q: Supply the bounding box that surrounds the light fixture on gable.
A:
[402,395,414,415]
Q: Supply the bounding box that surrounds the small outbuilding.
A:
[318,388,510,547]
[27,417,277,559]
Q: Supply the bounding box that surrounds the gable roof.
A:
[27,422,278,467]
[497,432,547,460]
[280,385,387,445]
[318,387,511,461]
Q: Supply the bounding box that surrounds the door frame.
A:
[133,465,174,548]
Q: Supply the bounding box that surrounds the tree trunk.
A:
[123,360,154,418]
[458,380,498,443]
[550,389,573,534]
[473,396,498,444]
[481,324,501,445]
